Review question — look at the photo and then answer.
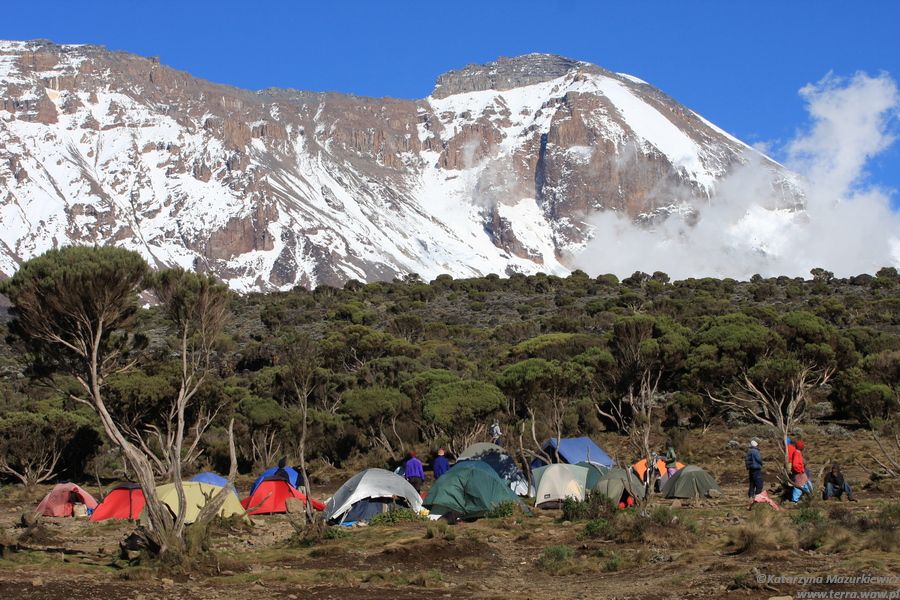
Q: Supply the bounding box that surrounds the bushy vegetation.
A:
[0,254,898,482]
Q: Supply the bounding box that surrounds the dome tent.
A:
[531,437,614,469]
[594,467,642,504]
[90,483,144,521]
[241,478,325,515]
[149,481,245,524]
[35,483,98,517]
[424,462,522,520]
[249,465,301,494]
[325,468,422,524]
[660,465,721,499]
[576,461,611,490]
[532,464,589,509]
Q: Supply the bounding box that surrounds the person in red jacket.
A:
[789,439,812,502]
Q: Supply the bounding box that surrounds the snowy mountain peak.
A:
[0,42,791,290]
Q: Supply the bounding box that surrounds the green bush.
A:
[561,492,617,522]
[582,518,612,539]
[538,545,575,575]
[368,508,423,526]
[485,501,517,519]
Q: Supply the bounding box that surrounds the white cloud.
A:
[573,72,900,279]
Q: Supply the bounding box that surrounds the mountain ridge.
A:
[0,40,791,290]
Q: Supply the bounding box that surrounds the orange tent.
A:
[35,483,98,517]
[632,459,685,481]
[90,484,145,521]
[240,479,325,515]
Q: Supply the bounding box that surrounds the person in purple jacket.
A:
[404,451,425,492]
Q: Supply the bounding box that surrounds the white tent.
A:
[325,468,423,523]
[532,463,589,508]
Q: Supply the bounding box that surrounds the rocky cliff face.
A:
[0,42,789,290]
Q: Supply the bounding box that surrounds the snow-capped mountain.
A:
[0,42,789,290]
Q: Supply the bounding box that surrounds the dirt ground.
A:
[1,426,898,599]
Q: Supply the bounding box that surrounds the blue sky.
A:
[3,1,899,202]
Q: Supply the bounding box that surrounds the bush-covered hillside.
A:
[1,266,898,481]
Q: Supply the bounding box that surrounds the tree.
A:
[422,380,505,454]
[1,250,235,563]
[276,332,321,520]
[0,410,95,486]
[341,387,410,460]
[709,357,833,470]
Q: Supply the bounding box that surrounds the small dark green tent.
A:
[660,465,720,499]
[594,467,642,503]
[424,462,522,519]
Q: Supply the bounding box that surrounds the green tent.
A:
[594,467,642,503]
[660,465,720,499]
[576,461,611,490]
[424,462,522,519]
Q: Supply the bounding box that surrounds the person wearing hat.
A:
[404,451,425,492]
[745,438,764,501]
[432,448,450,480]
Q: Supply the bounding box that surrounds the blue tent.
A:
[191,471,237,492]
[250,466,301,494]
[531,437,614,469]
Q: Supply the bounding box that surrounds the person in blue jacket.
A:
[433,448,450,480]
[745,438,764,504]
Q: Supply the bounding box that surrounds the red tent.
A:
[35,483,98,517]
[90,484,145,521]
[240,479,325,515]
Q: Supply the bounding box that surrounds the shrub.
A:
[485,501,517,519]
[425,521,456,541]
[582,519,612,540]
[538,545,575,575]
[560,492,617,522]
[368,509,423,526]
[324,527,351,540]
[603,551,622,572]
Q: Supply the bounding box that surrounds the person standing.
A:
[664,439,679,478]
[404,451,425,492]
[433,448,450,480]
[490,421,503,446]
[745,438,764,504]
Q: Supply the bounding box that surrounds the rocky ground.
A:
[0,427,897,599]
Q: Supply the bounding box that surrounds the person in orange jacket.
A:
[789,439,812,502]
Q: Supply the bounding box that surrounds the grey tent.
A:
[660,465,721,499]
[532,464,589,509]
[325,468,423,524]
[594,467,642,503]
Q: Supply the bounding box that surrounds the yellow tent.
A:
[151,481,245,524]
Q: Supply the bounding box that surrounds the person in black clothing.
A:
[823,463,857,501]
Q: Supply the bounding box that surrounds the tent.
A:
[249,465,301,494]
[191,471,236,491]
[660,465,721,499]
[632,458,685,482]
[532,464,589,509]
[325,468,423,524]
[577,461,611,490]
[241,479,325,515]
[594,467,642,504]
[35,483,98,517]
[531,437,614,469]
[457,442,504,460]
[457,443,530,496]
[90,483,145,521]
[151,482,245,524]
[424,462,522,520]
